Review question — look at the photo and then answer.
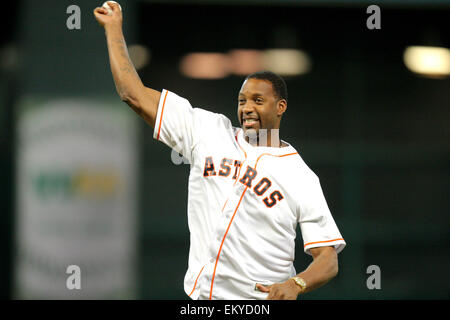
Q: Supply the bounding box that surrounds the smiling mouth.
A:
[243,118,259,128]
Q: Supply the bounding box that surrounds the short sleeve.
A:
[297,175,346,255]
[153,89,198,163]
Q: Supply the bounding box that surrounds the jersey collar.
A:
[236,128,295,156]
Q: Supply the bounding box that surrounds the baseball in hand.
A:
[102,1,122,15]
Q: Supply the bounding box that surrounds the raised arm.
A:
[93,2,161,128]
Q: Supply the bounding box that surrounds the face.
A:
[237,78,287,136]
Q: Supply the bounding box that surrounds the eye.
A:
[238,99,246,104]
[255,97,263,104]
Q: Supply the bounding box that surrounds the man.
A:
[94,2,346,300]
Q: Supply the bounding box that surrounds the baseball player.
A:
[94,2,346,300]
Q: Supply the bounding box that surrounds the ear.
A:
[277,99,287,117]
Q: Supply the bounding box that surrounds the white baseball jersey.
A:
[153,89,346,300]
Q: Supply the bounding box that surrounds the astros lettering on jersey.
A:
[153,89,346,300]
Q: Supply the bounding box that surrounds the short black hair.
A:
[245,70,288,102]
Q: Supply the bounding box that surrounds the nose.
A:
[241,102,255,114]
[238,101,257,124]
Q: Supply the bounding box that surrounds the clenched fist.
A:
[93,1,122,28]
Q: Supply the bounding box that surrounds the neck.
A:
[244,129,284,148]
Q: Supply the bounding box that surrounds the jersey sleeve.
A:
[297,174,346,255]
[153,89,199,163]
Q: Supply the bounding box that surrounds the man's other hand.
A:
[255,280,301,300]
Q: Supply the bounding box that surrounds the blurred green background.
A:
[0,0,448,300]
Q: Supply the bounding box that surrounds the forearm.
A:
[256,247,338,300]
[104,24,144,106]
[295,247,338,295]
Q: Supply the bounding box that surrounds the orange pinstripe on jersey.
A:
[209,184,249,300]
[188,264,206,297]
[156,90,169,141]
[255,152,298,167]
[304,238,345,248]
